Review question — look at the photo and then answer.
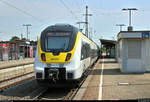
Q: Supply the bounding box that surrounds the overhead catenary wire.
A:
[58,0,80,21]
[74,0,82,13]
[0,0,84,41]
[0,0,82,25]
[82,0,87,6]
[0,0,43,23]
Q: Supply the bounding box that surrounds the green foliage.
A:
[9,36,20,43]
[21,37,27,41]
[101,47,106,53]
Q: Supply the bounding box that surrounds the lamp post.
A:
[122,8,138,27]
[116,24,126,31]
[23,24,31,58]
[76,22,85,32]
[23,24,32,41]
[83,6,92,37]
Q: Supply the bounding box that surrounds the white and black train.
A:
[34,24,99,86]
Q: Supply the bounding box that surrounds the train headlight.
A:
[41,53,46,61]
[65,53,71,61]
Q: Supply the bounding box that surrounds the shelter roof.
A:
[100,39,117,47]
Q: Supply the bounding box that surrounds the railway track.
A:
[32,61,97,100]
[0,61,34,92]
[0,60,34,70]
[0,58,98,100]
[0,71,34,92]
[63,66,93,100]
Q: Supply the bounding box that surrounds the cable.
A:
[58,0,80,21]
[82,0,87,6]
[74,0,82,12]
[0,0,43,23]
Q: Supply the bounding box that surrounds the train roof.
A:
[42,24,78,33]
[41,24,98,47]
[100,39,117,48]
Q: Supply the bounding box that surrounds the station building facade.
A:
[117,31,150,73]
[0,40,37,61]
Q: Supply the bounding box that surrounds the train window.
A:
[81,41,91,60]
[81,41,86,60]
[85,43,90,58]
[47,36,70,50]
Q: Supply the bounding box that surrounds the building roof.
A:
[99,39,117,47]
[117,30,150,37]
[120,30,150,33]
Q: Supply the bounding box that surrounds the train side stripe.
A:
[80,33,97,47]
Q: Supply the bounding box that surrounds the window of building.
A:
[128,40,141,59]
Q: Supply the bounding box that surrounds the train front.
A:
[34,24,80,84]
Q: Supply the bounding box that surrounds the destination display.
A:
[47,32,70,36]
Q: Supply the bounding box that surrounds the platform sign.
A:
[142,32,150,38]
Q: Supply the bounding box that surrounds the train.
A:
[34,24,99,86]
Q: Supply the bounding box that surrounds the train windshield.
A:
[46,32,71,51]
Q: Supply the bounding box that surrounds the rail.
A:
[0,58,34,70]
[32,59,98,100]
[0,60,35,92]
[63,66,93,100]
[0,72,34,91]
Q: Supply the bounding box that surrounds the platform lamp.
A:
[76,22,85,33]
[23,24,32,41]
[23,24,32,58]
[116,24,126,31]
[122,8,138,31]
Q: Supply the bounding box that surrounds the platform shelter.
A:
[118,31,150,73]
[100,39,117,58]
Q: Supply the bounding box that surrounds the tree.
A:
[101,47,106,53]
[21,37,27,41]
[9,36,20,43]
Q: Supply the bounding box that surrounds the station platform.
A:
[74,58,150,100]
[0,58,34,90]
[0,58,34,69]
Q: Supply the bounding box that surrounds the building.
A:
[0,40,37,61]
[117,31,150,73]
[100,39,117,58]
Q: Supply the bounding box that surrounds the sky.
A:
[0,0,150,45]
